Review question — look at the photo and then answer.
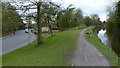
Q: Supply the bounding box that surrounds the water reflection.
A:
[94,26,120,57]
[97,29,111,49]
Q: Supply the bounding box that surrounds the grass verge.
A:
[85,26,118,66]
[0,35,2,37]
[0,56,1,67]
[2,29,81,66]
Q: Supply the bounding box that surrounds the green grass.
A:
[2,29,81,66]
[0,35,2,37]
[0,56,1,67]
[85,26,118,66]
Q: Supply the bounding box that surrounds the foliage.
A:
[57,5,85,30]
[57,5,75,30]
[107,1,120,33]
[83,16,93,26]
[41,2,60,35]
[74,8,83,26]
[2,3,22,35]
[91,14,99,25]
[58,10,73,30]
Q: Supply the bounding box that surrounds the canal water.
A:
[97,29,111,49]
[95,27,120,57]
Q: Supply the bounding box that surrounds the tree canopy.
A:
[2,2,22,35]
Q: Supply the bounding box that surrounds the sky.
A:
[52,0,116,21]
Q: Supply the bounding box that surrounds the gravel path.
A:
[72,27,110,66]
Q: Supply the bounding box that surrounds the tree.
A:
[13,1,43,45]
[91,14,99,25]
[11,0,49,45]
[74,8,83,27]
[37,1,42,44]
[57,4,75,30]
[28,1,59,44]
[2,0,43,45]
[2,2,22,35]
[41,2,60,36]
[83,16,93,26]
[106,1,120,33]
[106,1,120,57]
[58,11,71,30]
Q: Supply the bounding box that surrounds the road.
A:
[72,27,110,66]
[1,30,36,55]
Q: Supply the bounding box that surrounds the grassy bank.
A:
[85,26,118,66]
[2,29,81,66]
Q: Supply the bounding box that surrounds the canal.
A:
[97,29,111,49]
[94,27,120,57]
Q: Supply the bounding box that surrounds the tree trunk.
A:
[37,2,42,45]
[49,24,53,36]
[48,18,53,36]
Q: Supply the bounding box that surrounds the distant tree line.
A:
[28,2,103,31]
[39,4,103,30]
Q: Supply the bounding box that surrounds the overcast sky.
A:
[52,0,117,21]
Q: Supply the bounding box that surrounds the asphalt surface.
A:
[1,30,36,55]
[72,27,110,66]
